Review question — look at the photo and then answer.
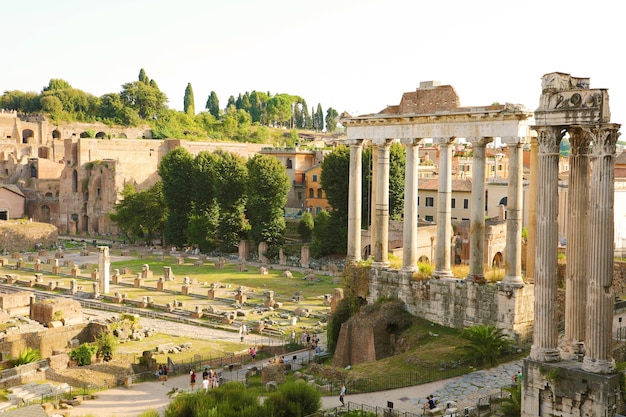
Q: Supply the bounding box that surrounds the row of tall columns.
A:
[345,135,527,284]
[530,124,620,373]
[468,138,491,279]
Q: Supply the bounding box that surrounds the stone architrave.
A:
[98,246,110,294]
[300,245,310,268]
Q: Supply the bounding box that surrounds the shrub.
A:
[457,324,512,366]
[95,330,116,362]
[70,343,97,366]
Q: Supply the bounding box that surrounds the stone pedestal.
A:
[157,278,166,291]
[52,265,62,274]
[71,267,80,277]
[522,359,620,417]
[181,285,190,295]
[134,276,143,288]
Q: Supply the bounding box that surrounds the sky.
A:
[2,0,625,126]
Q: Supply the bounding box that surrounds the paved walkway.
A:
[64,357,523,416]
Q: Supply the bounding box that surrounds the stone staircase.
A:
[0,382,71,411]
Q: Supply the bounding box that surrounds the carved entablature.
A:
[535,72,610,126]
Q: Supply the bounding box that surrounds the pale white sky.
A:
[2,0,624,125]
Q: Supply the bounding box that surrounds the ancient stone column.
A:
[433,137,455,277]
[582,124,620,374]
[401,139,420,270]
[98,246,110,294]
[373,139,392,266]
[529,126,562,362]
[468,137,492,280]
[526,139,538,281]
[370,144,378,259]
[347,139,364,262]
[502,138,525,286]
[561,127,590,359]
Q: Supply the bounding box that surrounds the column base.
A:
[401,265,419,273]
[433,269,453,279]
[559,338,585,361]
[501,275,525,287]
[582,356,615,374]
[372,261,390,269]
[530,346,561,362]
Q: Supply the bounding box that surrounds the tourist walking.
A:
[190,370,196,390]
[339,383,346,406]
[249,346,256,364]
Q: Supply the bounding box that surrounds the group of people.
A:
[189,368,220,391]
[156,364,168,383]
[424,394,438,411]
[300,331,320,350]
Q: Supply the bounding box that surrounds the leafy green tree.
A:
[206,90,220,118]
[120,80,168,120]
[313,104,324,131]
[158,147,194,246]
[40,95,63,114]
[249,91,269,124]
[246,154,290,256]
[214,151,249,251]
[109,182,166,245]
[457,324,513,366]
[186,151,220,251]
[325,107,339,132]
[0,90,41,113]
[265,94,293,127]
[298,211,314,242]
[183,83,195,115]
[138,68,149,84]
[226,95,236,111]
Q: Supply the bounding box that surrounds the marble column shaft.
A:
[370,146,379,259]
[502,139,525,286]
[434,137,454,277]
[562,127,590,359]
[468,137,491,279]
[373,140,391,265]
[527,139,538,281]
[347,140,363,262]
[402,140,420,269]
[582,125,620,374]
[529,126,562,362]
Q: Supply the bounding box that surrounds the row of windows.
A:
[422,197,469,209]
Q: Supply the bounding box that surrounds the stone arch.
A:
[418,255,429,263]
[30,163,37,178]
[492,251,503,268]
[52,129,61,139]
[95,131,107,139]
[79,131,90,138]
[45,192,53,199]
[22,129,34,144]
[309,188,314,198]
[498,196,508,206]
[317,189,323,198]
[118,132,127,138]
[82,215,89,233]
[363,244,371,258]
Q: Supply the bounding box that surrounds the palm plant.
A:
[457,324,512,366]
[9,347,41,367]
[501,381,522,416]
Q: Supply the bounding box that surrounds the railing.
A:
[306,401,424,417]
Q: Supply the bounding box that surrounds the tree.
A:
[265,94,293,127]
[298,211,314,242]
[206,91,220,118]
[457,324,513,366]
[109,182,166,245]
[246,154,290,256]
[214,151,249,251]
[325,107,339,132]
[319,146,350,254]
[158,147,194,246]
[186,151,220,251]
[183,83,195,115]
[120,79,168,120]
[95,329,116,362]
[362,142,406,224]
[313,104,324,131]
